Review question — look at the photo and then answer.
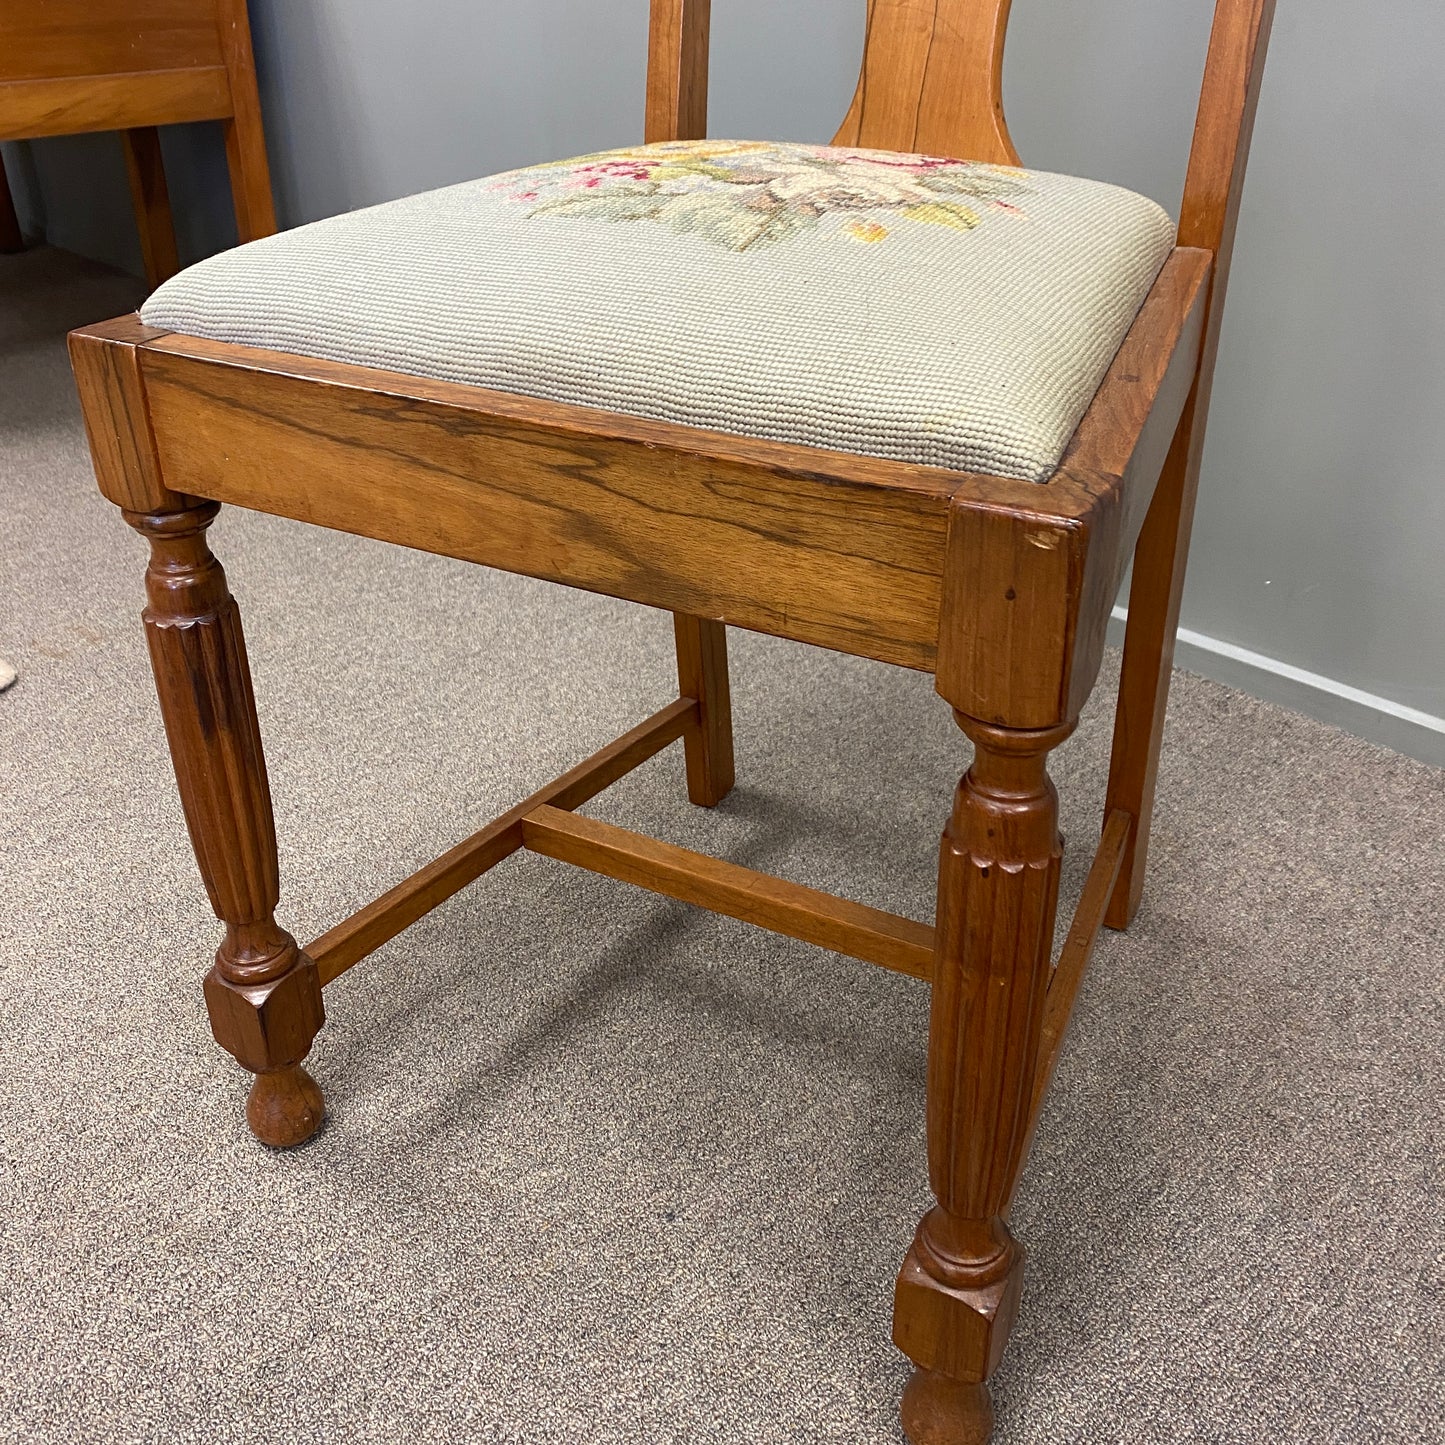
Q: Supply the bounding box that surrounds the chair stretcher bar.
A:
[308,697,699,984]
[520,804,935,980]
[309,706,1126,1035]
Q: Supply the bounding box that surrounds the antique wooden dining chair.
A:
[69,1,1275,1438]
[0,0,275,285]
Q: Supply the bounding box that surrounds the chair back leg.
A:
[1103,392,1199,927]
[673,613,735,806]
[121,128,180,288]
[1104,0,1277,926]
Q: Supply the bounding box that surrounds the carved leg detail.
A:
[673,612,734,806]
[894,716,1071,1443]
[901,1371,994,1445]
[127,501,324,1147]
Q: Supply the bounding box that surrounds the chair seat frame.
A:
[68,2,1276,1440]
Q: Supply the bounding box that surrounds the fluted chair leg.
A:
[127,499,325,1148]
[893,714,1072,1444]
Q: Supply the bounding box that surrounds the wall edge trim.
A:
[1108,605,1445,770]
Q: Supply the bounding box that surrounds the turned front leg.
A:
[894,716,1071,1444]
[128,501,325,1147]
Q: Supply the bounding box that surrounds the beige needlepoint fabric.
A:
[141,141,1177,482]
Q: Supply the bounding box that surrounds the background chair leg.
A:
[222,114,278,242]
[121,128,180,289]
[1103,396,1201,929]
[126,500,324,1147]
[673,613,735,806]
[0,151,24,253]
[893,715,1071,1445]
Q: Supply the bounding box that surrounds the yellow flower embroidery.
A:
[903,202,982,232]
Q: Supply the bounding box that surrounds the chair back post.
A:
[1180,0,1278,398]
[646,0,711,143]
[214,0,278,240]
[1100,0,1276,931]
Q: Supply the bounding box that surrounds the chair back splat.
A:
[647,0,1275,245]
[833,0,1019,163]
[646,0,1018,159]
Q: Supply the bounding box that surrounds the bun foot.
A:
[901,1369,994,1445]
[245,1063,325,1147]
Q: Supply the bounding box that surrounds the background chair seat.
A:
[140,140,1175,482]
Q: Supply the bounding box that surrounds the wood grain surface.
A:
[522,805,935,980]
[137,336,958,670]
[834,0,1018,164]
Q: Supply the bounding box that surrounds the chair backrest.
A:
[647,0,1276,265]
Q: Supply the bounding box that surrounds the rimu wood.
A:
[645,0,711,145]
[122,244,1207,681]
[1008,805,1131,1206]
[892,716,1069,1396]
[127,499,324,1147]
[673,614,735,807]
[893,4,1275,1437]
[0,69,233,141]
[938,247,1211,731]
[1105,0,1277,927]
[0,0,275,273]
[0,1,225,81]
[215,0,276,240]
[642,19,735,811]
[521,804,935,981]
[834,0,1018,164]
[68,315,191,513]
[70,1,1278,1438]
[135,333,957,671]
[308,699,699,985]
[121,127,180,286]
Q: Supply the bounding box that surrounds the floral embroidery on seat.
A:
[491,140,1031,252]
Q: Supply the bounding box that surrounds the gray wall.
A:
[7,0,1443,759]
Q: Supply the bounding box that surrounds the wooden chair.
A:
[68,2,1275,1438]
[0,0,275,284]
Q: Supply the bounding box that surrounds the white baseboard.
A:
[1107,607,1445,770]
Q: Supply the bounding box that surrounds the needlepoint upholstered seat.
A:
[70,2,1276,1441]
[141,141,1176,481]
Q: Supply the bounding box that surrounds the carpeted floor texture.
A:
[2,246,1441,1445]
